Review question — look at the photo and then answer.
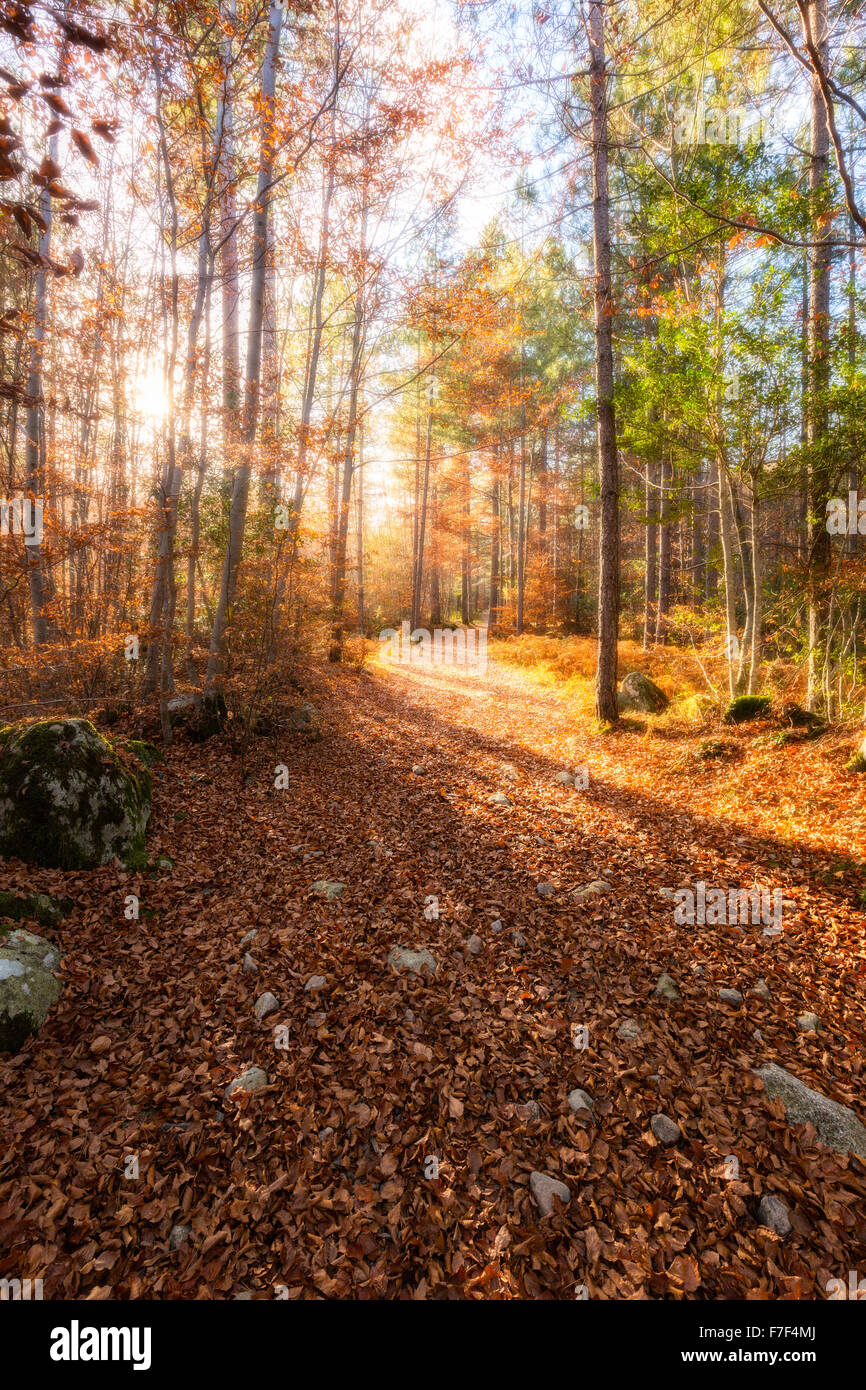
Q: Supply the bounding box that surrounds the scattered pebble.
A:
[304,975,327,994]
[225,1066,268,1101]
[719,987,743,1005]
[567,1088,594,1113]
[387,946,437,976]
[654,973,679,1000]
[571,879,611,902]
[617,1019,641,1041]
[466,934,482,956]
[651,1112,681,1145]
[757,1195,792,1238]
[242,953,258,975]
[529,1170,571,1217]
[312,880,345,900]
[797,1011,820,1032]
[515,1099,540,1123]
[254,991,278,1019]
[169,1224,191,1252]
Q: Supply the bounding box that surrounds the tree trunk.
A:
[205,0,283,691]
[23,123,58,647]
[588,0,619,721]
[643,457,657,647]
[805,0,832,711]
[328,196,368,663]
[655,454,671,643]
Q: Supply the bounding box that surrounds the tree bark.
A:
[588,0,619,721]
[205,0,283,691]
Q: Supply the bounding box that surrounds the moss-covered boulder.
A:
[723,694,772,724]
[0,889,69,926]
[616,671,669,715]
[0,927,62,1052]
[0,718,151,869]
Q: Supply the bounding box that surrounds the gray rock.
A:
[2,927,60,971]
[0,928,63,1053]
[490,919,503,934]
[466,934,483,956]
[307,1012,326,1028]
[751,978,771,1000]
[511,931,527,948]
[616,671,669,715]
[654,973,680,1000]
[0,717,150,869]
[239,929,258,947]
[225,1066,268,1100]
[254,991,278,1019]
[754,1063,866,1159]
[387,946,437,976]
[288,702,322,739]
[490,792,511,807]
[501,763,519,780]
[169,1223,191,1252]
[516,1099,540,1123]
[242,953,259,975]
[536,881,556,897]
[757,1195,792,1238]
[571,879,612,903]
[412,765,425,775]
[529,1170,571,1217]
[719,988,744,1005]
[617,1019,641,1041]
[797,1012,820,1032]
[554,771,574,785]
[567,1088,594,1113]
[304,974,327,994]
[312,880,344,900]
[651,1112,681,1145]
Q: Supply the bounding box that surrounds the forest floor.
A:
[1,651,865,1298]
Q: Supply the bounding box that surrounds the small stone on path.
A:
[757,1195,792,1238]
[651,1113,681,1145]
[529,1171,571,1217]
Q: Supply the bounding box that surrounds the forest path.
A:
[1,656,864,1297]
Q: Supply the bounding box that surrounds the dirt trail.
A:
[0,659,864,1298]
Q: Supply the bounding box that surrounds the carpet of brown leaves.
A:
[1,657,864,1299]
